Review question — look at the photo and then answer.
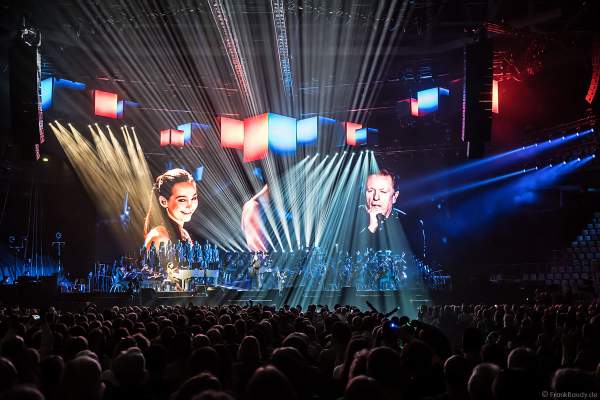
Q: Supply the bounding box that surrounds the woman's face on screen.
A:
[161,181,198,224]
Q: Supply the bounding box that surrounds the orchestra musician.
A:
[165,262,183,292]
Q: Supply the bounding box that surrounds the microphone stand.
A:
[51,238,65,280]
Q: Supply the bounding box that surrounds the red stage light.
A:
[244,114,269,162]
[345,122,363,146]
[170,130,185,147]
[94,90,118,119]
[160,130,171,147]
[220,117,245,149]
[492,80,499,114]
[159,129,185,147]
[410,98,419,117]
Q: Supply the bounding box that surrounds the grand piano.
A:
[173,268,220,290]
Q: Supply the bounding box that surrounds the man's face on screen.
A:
[365,174,398,217]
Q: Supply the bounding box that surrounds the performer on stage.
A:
[249,253,261,290]
[275,266,286,295]
[358,169,407,251]
[358,169,427,290]
[362,169,399,232]
[365,169,426,255]
[165,262,183,291]
[144,169,198,250]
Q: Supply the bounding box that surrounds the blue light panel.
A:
[54,79,86,91]
[177,123,192,144]
[297,117,318,144]
[355,127,378,145]
[417,87,440,114]
[177,122,211,145]
[355,127,368,144]
[117,100,124,118]
[268,113,297,154]
[194,166,204,181]
[41,77,54,111]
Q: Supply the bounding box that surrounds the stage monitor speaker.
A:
[462,33,493,159]
[9,29,43,161]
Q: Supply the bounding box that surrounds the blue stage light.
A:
[297,117,318,144]
[194,166,204,181]
[417,87,440,114]
[41,77,54,111]
[54,79,86,90]
[268,113,297,154]
[177,123,192,144]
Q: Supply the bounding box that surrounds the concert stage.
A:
[0,282,435,314]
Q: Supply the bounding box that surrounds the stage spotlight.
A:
[41,156,49,162]
[577,158,581,161]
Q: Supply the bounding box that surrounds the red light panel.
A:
[243,114,269,162]
[492,80,499,114]
[220,117,245,149]
[159,129,185,147]
[94,90,118,119]
[170,130,185,147]
[160,130,171,147]
[410,98,419,117]
[345,122,362,146]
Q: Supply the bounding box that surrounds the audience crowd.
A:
[0,299,599,400]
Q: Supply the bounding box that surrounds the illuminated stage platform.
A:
[44,287,433,313]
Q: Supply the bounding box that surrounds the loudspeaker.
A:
[9,30,42,161]
[462,33,493,159]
